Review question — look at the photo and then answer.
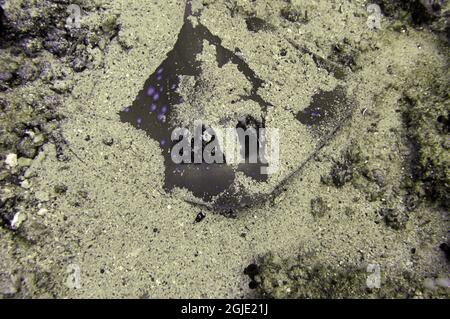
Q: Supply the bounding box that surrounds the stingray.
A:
[119,1,354,213]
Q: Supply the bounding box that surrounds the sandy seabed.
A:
[0,0,448,298]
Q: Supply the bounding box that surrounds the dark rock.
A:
[17,136,37,158]
[249,253,371,298]
[101,14,120,35]
[70,55,89,72]
[17,220,48,244]
[330,161,353,187]
[439,242,450,262]
[43,28,69,56]
[0,72,13,82]
[405,193,419,211]
[244,263,260,278]
[0,195,18,229]
[401,89,449,209]
[378,208,408,230]
[0,5,4,37]
[19,38,43,57]
[245,17,273,32]
[0,1,61,37]
[375,0,443,25]
[17,62,38,82]
[436,112,449,134]
[371,169,386,187]
[43,94,62,111]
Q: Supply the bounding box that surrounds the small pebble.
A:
[195,212,206,223]
[37,208,48,216]
[11,212,27,230]
[20,180,31,189]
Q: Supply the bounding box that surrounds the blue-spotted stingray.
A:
[120,1,354,213]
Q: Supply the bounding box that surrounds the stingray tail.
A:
[184,0,192,21]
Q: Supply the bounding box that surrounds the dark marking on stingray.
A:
[296,86,352,141]
[245,17,275,33]
[120,9,271,210]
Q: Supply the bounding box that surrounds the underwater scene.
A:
[0,0,449,300]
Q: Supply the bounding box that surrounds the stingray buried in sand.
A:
[120,1,354,212]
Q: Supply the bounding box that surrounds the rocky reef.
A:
[0,0,122,298]
[376,0,449,37]
[245,252,450,298]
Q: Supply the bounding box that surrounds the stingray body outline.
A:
[120,2,273,210]
[120,1,354,212]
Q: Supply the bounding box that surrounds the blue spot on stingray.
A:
[157,67,164,75]
[153,93,160,101]
[150,104,157,112]
[137,117,142,125]
[147,86,156,96]
[157,75,163,81]
[161,106,168,114]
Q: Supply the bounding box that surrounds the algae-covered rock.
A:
[247,252,450,298]
[246,253,370,298]
[280,4,308,23]
[377,208,409,230]
[321,144,362,188]
[1,0,121,70]
[376,0,449,40]
[0,0,63,37]
[376,0,444,24]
